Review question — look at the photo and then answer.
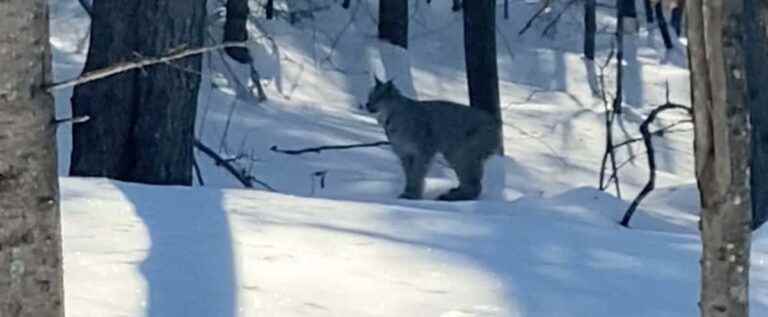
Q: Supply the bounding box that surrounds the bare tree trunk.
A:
[462,0,504,154]
[0,1,64,316]
[744,0,768,230]
[584,0,597,60]
[643,0,655,23]
[265,0,275,19]
[224,0,252,64]
[687,0,752,315]
[379,0,408,49]
[654,1,674,49]
[71,0,207,185]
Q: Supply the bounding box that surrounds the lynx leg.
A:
[439,155,484,201]
[398,153,433,199]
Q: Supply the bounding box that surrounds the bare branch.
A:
[541,0,579,37]
[270,141,390,155]
[45,41,251,91]
[620,102,692,227]
[518,0,552,35]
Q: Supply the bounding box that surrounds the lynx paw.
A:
[398,192,422,200]
[437,187,479,201]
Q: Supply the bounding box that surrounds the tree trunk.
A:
[265,0,275,20]
[643,0,655,23]
[654,2,674,49]
[379,0,408,49]
[620,0,638,32]
[670,6,683,37]
[0,1,65,316]
[584,0,597,60]
[71,0,207,185]
[224,0,252,64]
[687,0,752,315]
[463,0,504,154]
[744,0,768,231]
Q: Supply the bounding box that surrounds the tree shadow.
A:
[622,34,645,108]
[114,182,238,317]
[237,186,707,316]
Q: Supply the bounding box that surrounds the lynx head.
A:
[365,76,400,113]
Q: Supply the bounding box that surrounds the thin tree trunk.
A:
[71,0,207,185]
[463,0,504,154]
[265,0,275,19]
[584,0,597,60]
[670,6,683,37]
[224,0,252,63]
[643,0,655,23]
[654,2,674,49]
[379,0,408,49]
[0,1,64,316]
[744,0,768,229]
[687,0,752,315]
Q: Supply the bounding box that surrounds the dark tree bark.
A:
[379,0,409,49]
[744,0,768,229]
[0,1,64,316]
[462,0,504,154]
[584,0,597,60]
[643,0,655,23]
[224,0,252,64]
[687,0,753,315]
[71,0,207,185]
[654,2,674,49]
[265,0,275,19]
[670,7,683,37]
[620,0,638,18]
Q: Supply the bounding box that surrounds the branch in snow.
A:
[270,141,390,155]
[194,139,276,192]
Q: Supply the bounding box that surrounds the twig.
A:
[192,157,205,186]
[270,141,390,155]
[194,139,276,191]
[518,0,552,35]
[620,102,691,227]
[541,0,579,37]
[613,120,693,148]
[45,41,251,91]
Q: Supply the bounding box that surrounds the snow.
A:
[49,0,768,316]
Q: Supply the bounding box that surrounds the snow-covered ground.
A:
[50,0,768,316]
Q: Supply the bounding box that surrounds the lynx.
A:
[365,78,500,201]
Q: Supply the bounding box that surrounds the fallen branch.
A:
[45,41,251,91]
[194,139,276,191]
[270,141,390,155]
[620,102,692,227]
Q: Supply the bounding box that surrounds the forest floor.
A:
[51,1,768,316]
